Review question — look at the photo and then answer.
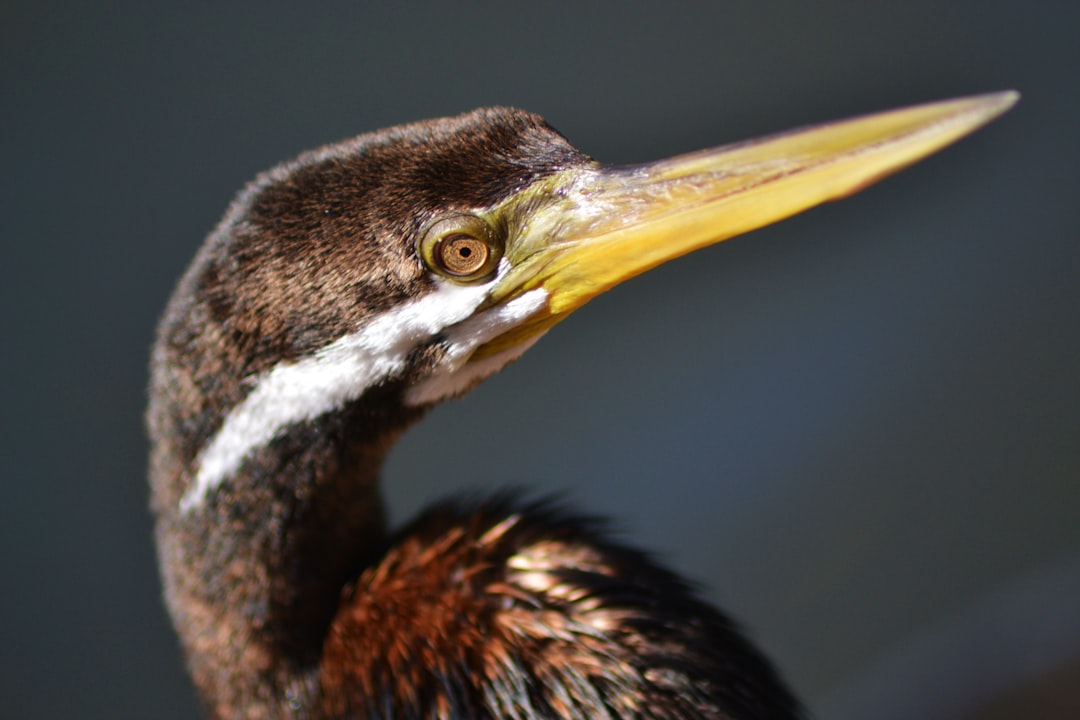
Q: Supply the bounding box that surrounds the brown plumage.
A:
[319,499,793,719]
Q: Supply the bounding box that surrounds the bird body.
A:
[149,95,1015,719]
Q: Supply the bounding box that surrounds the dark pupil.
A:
[458,247,472,258]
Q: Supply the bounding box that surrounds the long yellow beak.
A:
[481,91,1017,356]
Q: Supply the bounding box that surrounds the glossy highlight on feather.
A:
[148,95,1016,719]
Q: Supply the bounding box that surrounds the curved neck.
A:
[150,392,426,717]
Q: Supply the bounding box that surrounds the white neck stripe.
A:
[181,275,548,511]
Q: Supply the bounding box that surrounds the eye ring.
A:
[418,214,503,283]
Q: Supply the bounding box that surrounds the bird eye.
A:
[418,215,502,283]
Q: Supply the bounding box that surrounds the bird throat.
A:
[152,388,427,717]
[149,252,549,716]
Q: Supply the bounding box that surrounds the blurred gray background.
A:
[3,2,1078,719]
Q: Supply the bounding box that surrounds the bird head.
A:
[149,94,1015,514]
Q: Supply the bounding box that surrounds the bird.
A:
[147,92,1016,720]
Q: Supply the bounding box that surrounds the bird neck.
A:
[150,388,427,717]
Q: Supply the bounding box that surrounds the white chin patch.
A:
[404,293,549,407]
[181,271,548,512]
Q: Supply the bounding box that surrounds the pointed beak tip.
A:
[964,90,1021,124]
